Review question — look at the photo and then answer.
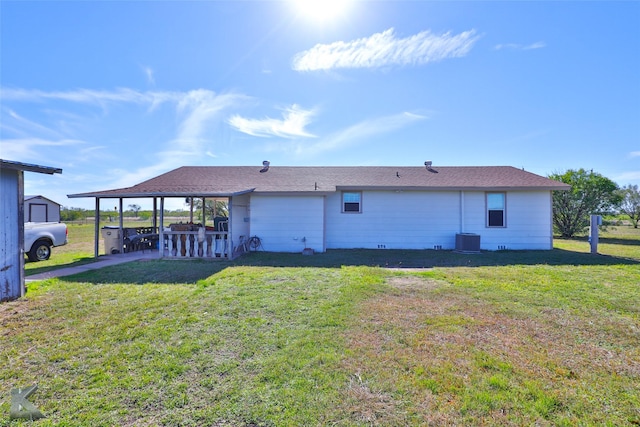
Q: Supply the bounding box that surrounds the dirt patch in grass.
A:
[0,298,30,323]
[338,272,640,425]
[0,285,55,329]
[344,372,399,424]
[385,274,442,290]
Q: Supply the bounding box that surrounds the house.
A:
[24,195,62,222]
[68,164,570,258]
[1,159,63,301]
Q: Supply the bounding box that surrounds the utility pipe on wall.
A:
[459,190,465,234]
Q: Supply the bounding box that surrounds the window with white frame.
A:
[486,192,506,227]
[342,191,362,213]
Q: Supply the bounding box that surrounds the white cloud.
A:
[0,137,85,164]
[292,28,480,71]
[494,41,546,51]
[108,90,247,188]
[616,171,640,183]
[0,87,180,110]
[228,104,316,138]
[143,66,155,85]
[1,108,63,139]
[176,90,240,146]
[0,87,247,193]
[629,151,640,158]
[526,42,546,50]
[294,111,427,156]
[1,88,244,162]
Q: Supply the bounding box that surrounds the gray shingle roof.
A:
[68,165,571,199]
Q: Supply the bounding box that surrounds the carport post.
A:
[94,198,100,258]
[159,197,165,258]
[152,197,158,231]
[118,198,124,253]
[202,197,206,227]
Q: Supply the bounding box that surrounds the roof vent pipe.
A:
[424,161,432,169]
[260,160,270,173]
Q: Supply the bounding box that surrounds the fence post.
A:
[589,214,601,254]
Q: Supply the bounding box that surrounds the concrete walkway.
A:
[26,251,160,282]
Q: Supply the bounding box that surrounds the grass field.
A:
[4,225,639,425]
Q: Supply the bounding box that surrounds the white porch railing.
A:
[162,230,230,259]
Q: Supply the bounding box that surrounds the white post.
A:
[589,214,601,254]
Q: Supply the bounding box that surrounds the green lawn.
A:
[3,226,639,425]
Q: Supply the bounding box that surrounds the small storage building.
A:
[24,195,61,222]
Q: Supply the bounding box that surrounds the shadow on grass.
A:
[25,256,98,277]
[594,237,640,246]
[59,247,639,286]
[238,248,639,269]
[561,235,640,247]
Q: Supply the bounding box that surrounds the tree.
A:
[549,169,621,238]
[618,184,640,228]
[60,207,86,222]
[128,204,141,218]
[192,199,229,221]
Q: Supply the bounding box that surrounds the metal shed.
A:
[1,159,62,302]
[24,195,62,223]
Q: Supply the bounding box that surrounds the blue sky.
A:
[1,1,639,210]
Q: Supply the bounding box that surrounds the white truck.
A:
[24,222,68,262]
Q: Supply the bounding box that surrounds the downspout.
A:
[459,190,465,233]
[322,195,327,253]
[227,197,233,259]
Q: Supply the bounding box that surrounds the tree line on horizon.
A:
[61,199,230,224]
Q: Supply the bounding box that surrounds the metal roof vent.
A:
[260,160,270,173]
[424,161,438,174]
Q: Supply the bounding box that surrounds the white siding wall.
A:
[247,190,554,253]
[250,194,325,253]
[229,193,250,251]
[323,190,553,251]
[325,191,461,249]
[462,190,553,250]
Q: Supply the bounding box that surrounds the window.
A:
[487,192,506,227]
[342,192,362,213]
